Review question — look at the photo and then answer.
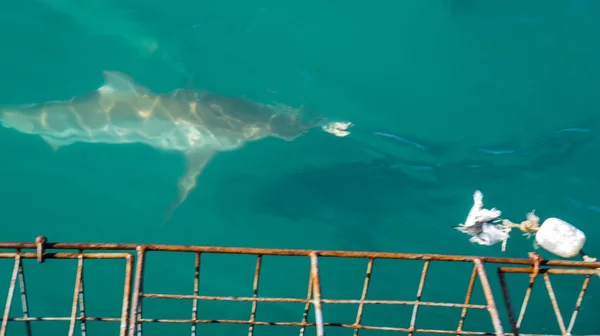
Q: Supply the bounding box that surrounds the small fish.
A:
[299,70,313,82]
[466,164,485,169]
[373,131,430,151]
[567,197,600,213]
[408,164,435,171]
[476,148,517,155]
[390,160,436,172]
[549,127,590,135]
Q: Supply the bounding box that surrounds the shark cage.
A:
[0,236,598,336]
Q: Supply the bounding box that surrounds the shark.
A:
[0,71,352,223]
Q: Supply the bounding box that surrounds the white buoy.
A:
[535,217,586,259]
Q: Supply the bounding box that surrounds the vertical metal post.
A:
[248,255,262,336]
[120,255,134,336]
[310,253,325,336]
[191,252,201,336]
[129,247,146,336]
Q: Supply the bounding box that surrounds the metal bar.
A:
[0,252,131,259]
[353,258,374,336]
[310,253,325,336]
[68,255,84,336]
[456,264,478,335]
[298,268,313,336]
[2,237,599,268]
[16,258,32,336]
[135,318,502,334]
[120,255,134,336]
[473,259,504,336]
[542,273,567,335]
[498,267,599,275]
[497,269,520,335]
[129,247,146,336]
[3,316,122,322]
[567,274,591,334]
[248,255,262,336]
[1,256,20,336]
[191,252,201,336]
[409,260,430,335]
[77,252,88,336]
[516,270,536,330]
[140,293,487,309]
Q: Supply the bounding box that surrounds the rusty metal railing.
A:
[0,236,598,336]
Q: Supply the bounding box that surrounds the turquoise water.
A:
[0,0,599,335]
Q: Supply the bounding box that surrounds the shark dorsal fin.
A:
[98,71,153,97]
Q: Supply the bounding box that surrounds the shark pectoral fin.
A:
[41,136,75,151]
[98,71,153,98]
[164,148,216,224]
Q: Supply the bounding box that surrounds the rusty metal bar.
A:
[542,273,567,335]
[456,264,478,335]
[567,274,591,334]
[298,268,313,336]
[16,257,32,336]
[1,256,20,336]
[309,252,325,336]
[140,292,488,309]
[120,254,133,336]
[77,254,88,336]
[352,258,374,336]
[190,252,201,336]
[68,255,84,336]
[133,317,501,335]
[0,253,131,259]
[409,260,430,336]
[248,255,262,336]
[2,317,122,322]
[473,259,504,336]
[129,246,146,336]
[497,269,521,335]
[2,237,599,268]
[516,271,536,331]
[498,267,599,275]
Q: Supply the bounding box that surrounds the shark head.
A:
[195,91,323,142]
[268,113,321,140]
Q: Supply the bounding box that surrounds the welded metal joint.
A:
[35,236,47,264]
[528,252,542,279]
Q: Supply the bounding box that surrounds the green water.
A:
[0,0,599,335]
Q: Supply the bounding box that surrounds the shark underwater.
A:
[0,71,352,222]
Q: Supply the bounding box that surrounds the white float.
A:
[535,217,586,259]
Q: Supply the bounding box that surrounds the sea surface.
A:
[0,0,599,335]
